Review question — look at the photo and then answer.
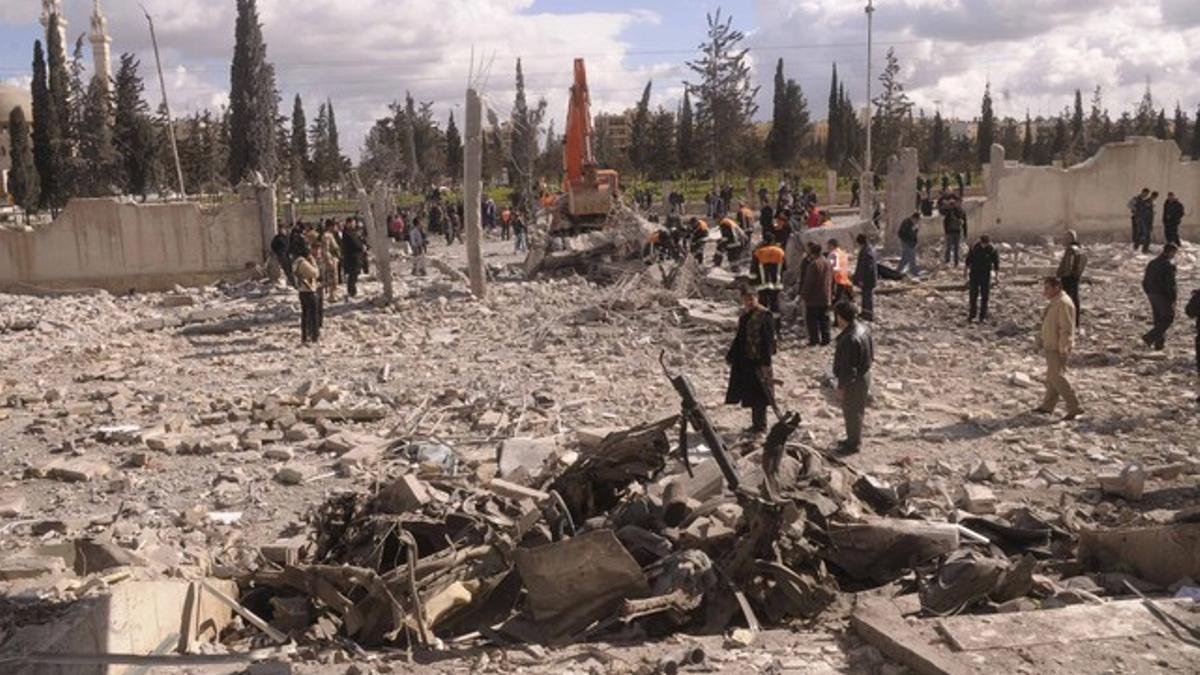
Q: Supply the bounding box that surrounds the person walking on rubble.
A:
[800,242,834,346]
[833,301,873,454]
[1163,192,1184,247]
[942,195,967,266]
[293,242,321,345]
[1142,243,1179,351]
[751,233,786,319]
[1034,277,1083,420]
[408,216,428,277]
[897,210,921,277]
[1129,188,1150,249]
[513,211,529,253]
[725,288,778,434]
[1056,230,1087,327]
[271,222,294,288]
[965,235,1000,323]
[341,221,365,299]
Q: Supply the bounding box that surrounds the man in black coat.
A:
[833,301,874,454]
[341,222,366,299]
[965,235,1000,322]
[270,223,294,287]
[1142,243,1178,350]
[942,196,967,266]
[1187,289,1200,402]
[726,289,778,433]
[852,234,878,321]
[1163,192,1184,246]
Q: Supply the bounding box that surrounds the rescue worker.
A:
[725,288,778,434]
[716,216,748,271]
[833,301,874,454]
[1056,230,1087,326]
[826,239,854,305]
[1035,277,1082,420]
[964,235,1000,323]
[1142,243,1178,351]
[752,234,787,318]
[800,242,834,346]
[852,234,878,321]
[688,217,710,261]
[644,228,679,262]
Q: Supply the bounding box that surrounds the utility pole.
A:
[464,89,486,298]
[862,0,876,221]
[141,5,185,198]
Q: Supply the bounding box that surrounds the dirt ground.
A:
[1,229,1198,674]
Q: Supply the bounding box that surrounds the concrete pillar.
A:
[662,181,671,214]
[987,143,1006,199]
[254,179,277,262]
[286,201,297,227]
[825,169,838,207]
[884,148,919,252]
[859,171,874,223]
[464,89,486,299]
[369,183,394,303]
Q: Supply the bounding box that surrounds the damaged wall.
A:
[0,197,266,294]
[975,137,1200,241]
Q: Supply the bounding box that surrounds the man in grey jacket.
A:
[833,301,874,454]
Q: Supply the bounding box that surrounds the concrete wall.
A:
[976,137,1200,241]
[0,197,265,293]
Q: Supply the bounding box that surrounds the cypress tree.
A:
[113,53,157,199]
[767,58,788,168]
[1192,104,1200,160]
[77,77,119,196]
[445,111,463,182]
[289,95,308,199]
[308,102,328,199]
[1153,109,1168,140]
[930,110,945,168]
[1071,89,1084,140]
[629,81,653,176]
[976,84,995,165]
[1172,104,1188,154]
[30,41,63,212]
[325,99,344,187]
[676,90,695,173]
[7,106,39,219]
[825,64,841,168]
[228,0,278,184]
[1022,111,1033,164]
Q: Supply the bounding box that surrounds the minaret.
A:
[39,0,67,59]
[90,0,112,87]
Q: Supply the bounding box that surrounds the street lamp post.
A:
[862,0,875,221]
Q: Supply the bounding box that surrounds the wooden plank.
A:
[936,598,1189,651]
[851,596,977,675]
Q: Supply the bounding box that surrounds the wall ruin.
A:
[0,196,267,294]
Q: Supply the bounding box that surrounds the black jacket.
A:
[943,206,967,237]
[1164,198,1184,226]
[965,242,1000,283]
[853,244,878,290]
[270,233,289,256]
[898,217,919,246]
[834,321,874,388]
[341,231,365,268]
[1142,255,1177,301]
[725,308,777,409]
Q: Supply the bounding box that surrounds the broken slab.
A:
[957,484,997,514]
[378,474,431,514]
[677,299,738,330]
[498,436,560,484]
[826,518,960,583]
[0,489,26,517]
[44,458,114,483]
[1078,523,1200,586]
[1097,462,1146,501]
[852,595,975,675]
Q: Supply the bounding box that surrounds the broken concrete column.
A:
[465,88,487,299]
[826,169,838,207]
[254,177,277,263]
[368,181,395,303]
[884,147,919,252]
[859,170,874,222]
[987,143,1006,199]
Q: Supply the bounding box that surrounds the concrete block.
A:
[379,474,432,514]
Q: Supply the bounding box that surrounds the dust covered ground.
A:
[1,231,1198,674]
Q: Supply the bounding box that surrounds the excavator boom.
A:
[562,58,618,219]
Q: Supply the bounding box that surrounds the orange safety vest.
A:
[753,244,786,290]
[830,248,852,287]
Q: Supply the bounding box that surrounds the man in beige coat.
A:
[1035,276,1082,420]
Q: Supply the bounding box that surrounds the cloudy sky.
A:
[2,0,1199,159]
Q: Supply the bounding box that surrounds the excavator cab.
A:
[561,58,619,224]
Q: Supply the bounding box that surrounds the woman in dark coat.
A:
[726,289,778,432]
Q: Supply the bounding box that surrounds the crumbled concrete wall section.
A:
[0,196,266,293]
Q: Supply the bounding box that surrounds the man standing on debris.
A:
[341,221,365,299]
[833,301,873,453]
[800,242,834,346]
[942,196,967,266]
[500,206,513,241]
[897,210,921,277]
[1163,192,1184,247]
[1129,188,1150,249]
[408,216,428,277]
[852,234,878,321]
[1056,230,1087,327]
[320,221,341,302]
[726,288,778,434]
[1035,277,1083,420]
[826,239,854,305]
[752,234,787,319]
[850,179,861,208]
[293,242,321,345]
[965,235,1000,323]
[1187,288,1200,402]
[1142,243,1178,351]
[271,223,294,288]
[513,211,529,254]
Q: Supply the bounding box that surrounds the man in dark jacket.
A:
[341,222,365,298]
[1142,243,1178,350]
[1163,192,1184,246]
[271,223,294,287]
[897,210,921,277]
[1187,289,1200,401]
[965,235,1000,322]
[942,196,967,266]
[726,289,778,433]
[852,234,878,321]
[833,301,874,454]
[1056,230,1087,327]
[800,242,834,346]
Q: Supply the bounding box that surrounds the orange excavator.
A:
[561,58,619,225]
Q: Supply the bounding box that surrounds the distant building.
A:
[594,110,634,155]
